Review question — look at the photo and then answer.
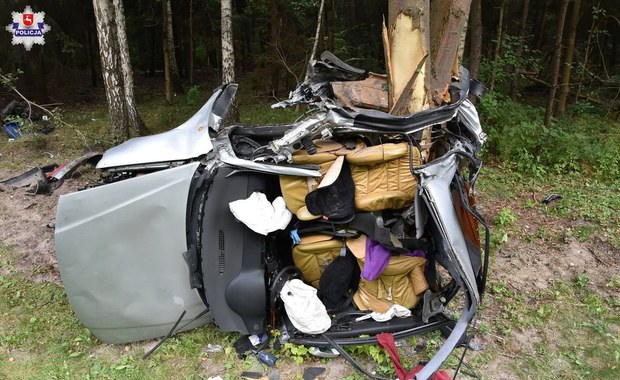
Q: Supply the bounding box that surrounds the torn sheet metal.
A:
[331,73,389,111]
[0,166,52,194]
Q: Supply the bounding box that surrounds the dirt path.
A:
[0,169,86,283]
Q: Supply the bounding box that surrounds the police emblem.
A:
[5,6,51,51]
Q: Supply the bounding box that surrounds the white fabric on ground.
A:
[280,279,331,334]
[229,192,292,235]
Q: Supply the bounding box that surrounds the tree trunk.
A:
[429,0,471,104]
[386,0,470,161]
[92,0,129,143]
[189,0,194,85]
[468,0,482,79]
[269,0,281,95]
[327,0,335,53]
[575,2,599,102]
[489,0,507,92]
[557,0,581,115]
[385,0,431,115]
[86,3,98,88]
[533,3,548,52]
[510,0,530,100]
[221,0,239,121]
[112,0,147,135]
[544,0,570,126]
[307,0,326,81]
[165,0,184,93]
[162,0,172,104]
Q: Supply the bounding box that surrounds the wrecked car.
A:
[55,52,489,379]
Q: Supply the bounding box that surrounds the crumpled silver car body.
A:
[55,54,488,379]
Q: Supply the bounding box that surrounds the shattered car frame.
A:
[55,52,489,379]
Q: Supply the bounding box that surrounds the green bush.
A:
[186,85,201,106]
[478,93,620,181]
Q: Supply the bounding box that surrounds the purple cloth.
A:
[403,249,426,259]
[361,238,391,281]
[360,239,428,281]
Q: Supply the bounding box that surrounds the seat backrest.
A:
[346,142,420,211]
[292,234,343,288]
[279,141,420,219]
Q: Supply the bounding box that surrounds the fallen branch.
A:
[0,72,91,150]
[521,73,619,111]
[586,247,611,267]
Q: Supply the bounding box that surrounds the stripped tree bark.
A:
[92,0,147,143]
[385,1,431,115]
[385,0,471,160]
[544,0,570,126]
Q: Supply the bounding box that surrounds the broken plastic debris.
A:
[248,333,267,347]
[202,343,223,353]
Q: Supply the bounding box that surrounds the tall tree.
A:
[269,0,281,95]
[307,0,326,81]
[112,0,147,135]
[511,0,530,100]
[489,0,507,92]
[92,0,147,143]
[385,0,471,159]
[429,0,471,104]
[557,0,582,114]
[544,0,570,126]
[162,0,183,104]
[162,0,172,104]
[221,0,239,121]
[188,0,195,85]
[468,0,482,79]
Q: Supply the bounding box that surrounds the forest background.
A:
[1,0,620,177]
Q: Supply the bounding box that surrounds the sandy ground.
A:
[0,170,87,283]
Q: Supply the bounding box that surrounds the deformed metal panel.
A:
[55,162,210,343]
[96,91,220,169]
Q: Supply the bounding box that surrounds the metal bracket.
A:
[422,290,446,323]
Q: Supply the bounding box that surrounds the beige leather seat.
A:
[346,142,420,211]
[346,235,428,313]
[279,140,348,220]
[279,141,420,219]
[291,234,343,288]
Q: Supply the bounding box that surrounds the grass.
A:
[473,165,620,379]
[478,166,620,249]
[485,278,620,379]
[0,270,272,379]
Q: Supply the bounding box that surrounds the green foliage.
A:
[280,342,310,364]
[495,208,516,228]
[345,342,394,376]
[186,85,201,106]
[479,93,620,181]
[479,35,543,88]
